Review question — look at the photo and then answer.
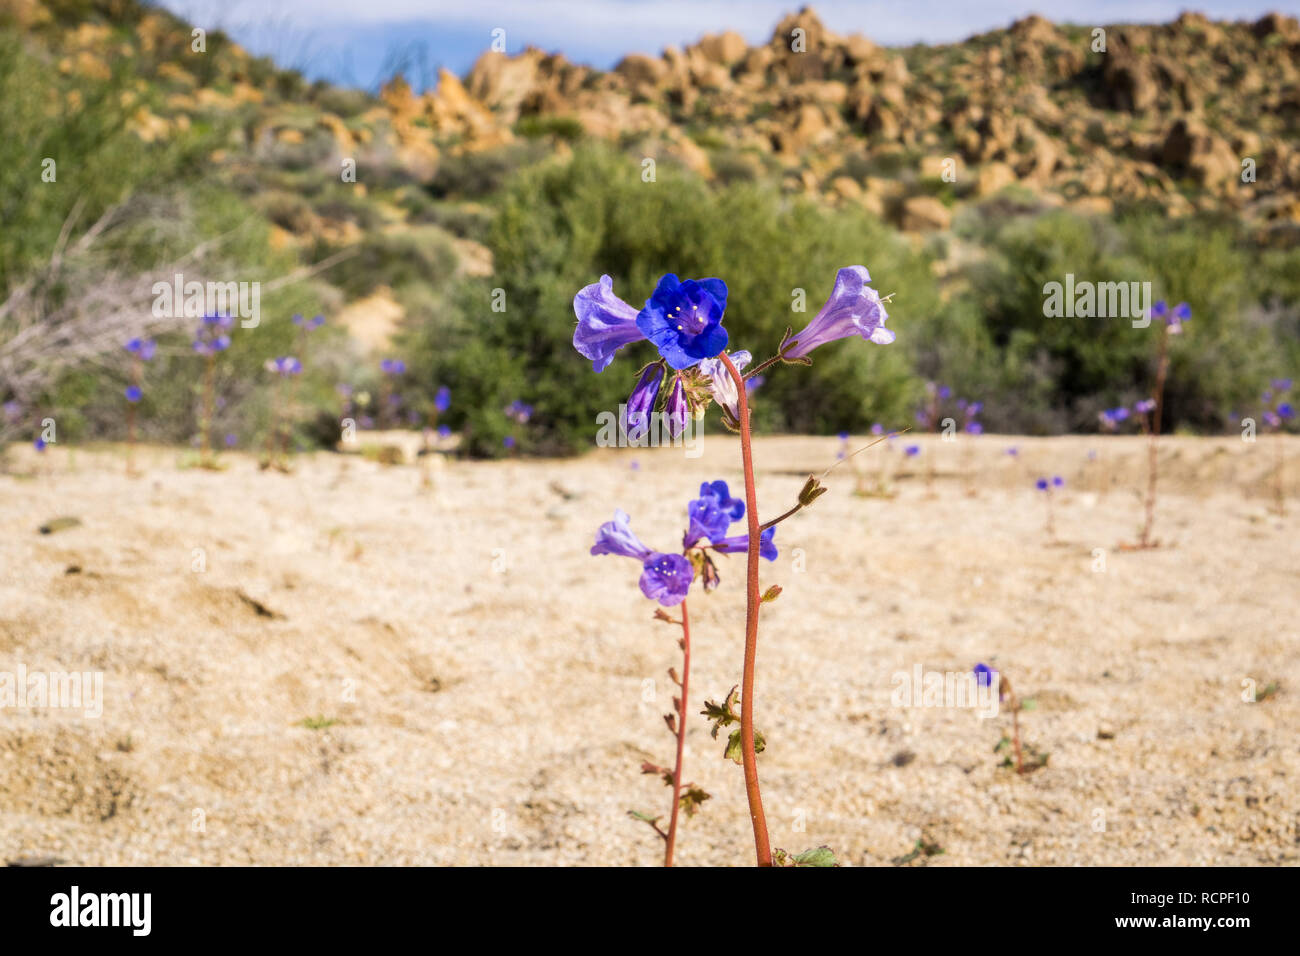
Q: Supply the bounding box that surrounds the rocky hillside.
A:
[8,1,1299,243]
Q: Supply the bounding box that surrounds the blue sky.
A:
[155,1,1289,91]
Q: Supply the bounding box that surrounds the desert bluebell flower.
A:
[125,338,156,361]
[380,358,405,375]
[626,363,664,436]
[636,274,730,370]
[573,275,646,373]
[124,385,143,403]
[435,386,451,413]
[782,266,893,359]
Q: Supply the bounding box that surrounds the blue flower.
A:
[1134,398,1155,414]
[639,552,693,606]
[33,438,46,452]
[784,266,893,359]
[905,444,920,457]
[699,480,744,521]
[573,275,646,372]
[591,509,653,560]
[664,375,688,438]
[124,385,143,403]
[965,421,983,435]
[713,526,777,561]
[1052,475,1065,487]
[437,424,452,438]
[973,662,995,688]
[125,338,156,361]
[626,363,664,437]
[684,490,734,548]
[380,358,406,375]
[1035,477,1049,491]
[636,274,729,370]
[1279,402,1295,419]
[435,386,451,413]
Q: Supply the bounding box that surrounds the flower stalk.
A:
[663,599,692,867]
[719,351,772,867]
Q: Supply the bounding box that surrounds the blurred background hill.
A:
[2,0,1298,455]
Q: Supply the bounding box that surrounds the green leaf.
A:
[793,846,839,867]
[724,727,766,764]
[627,810,659,823]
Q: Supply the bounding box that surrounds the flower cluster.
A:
[591,480,777,606]
[574,267,893,439]
[1098,406,1130,432]
[957,399,983,436]
[192,314,232,354]
[265,356,303,377]
[1261,379,1294,431]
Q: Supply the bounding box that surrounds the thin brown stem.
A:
[663,599,691,867]
[200,354,215,466]
[719,352,772,867]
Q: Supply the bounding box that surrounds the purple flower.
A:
[636,274,729,370]
[964,421,983,435]
[193,315,232,354]
[267,356,302,377]
[1135,398,1155,414]
[639,552,692,606]
[1052,475,1065,487]
[625,363,664,436]
[124,385,143,403]
[573,275,646,373]
[293,313,325,330]
[905,444,920,457]
[380,358,406,376]
[33,438,46,452]
[591,509,653,560]
[783,266,893,359]
[1005,446,1019,456]
[698,350,751,417]
[591,510,693,606]
[973,663,995,688]
[2,401,20,422]
[713,526,777,561]
[684,492,733,548]
[505,399,533,424]
[870,423,883,436]
[1035,477,1049,491]
[1264,410,1282,428]
[699,480,744,521]
[437,424,452,438]
[125,338,156,361]
[1279,402,1295,420]
[435,386,451,413]
[664,375,688,438]
[503,435,516,449]
[224,433,238,448]
[1272,378,1292,392]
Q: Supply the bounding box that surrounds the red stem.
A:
[663,599,691,867]
[719,352,772,867]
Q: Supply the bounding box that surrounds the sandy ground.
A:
[0,432,1296,866]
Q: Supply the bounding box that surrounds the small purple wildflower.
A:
[664,375,689,439]
[224,433,238,448]
[698,350,751,418]
[1134,398,1155,414]
[380,358,406,376]
[435,386,451,413]
[1035,477,1049,491]
[503,435,516,449]
[125,338,157,361]
[973,662,995,688]
[193,315,233,354]
[783,266,893,359]
[124,385,143,403]
[626,363,664,437]
[33,438,46,452]
[905,444,920,457]
[572,275,646,373]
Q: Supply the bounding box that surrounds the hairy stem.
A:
[663,599,691,867]
[719,351,772,867]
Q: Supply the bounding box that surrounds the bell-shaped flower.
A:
[573,275,647,372]
[783,266,894,359]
